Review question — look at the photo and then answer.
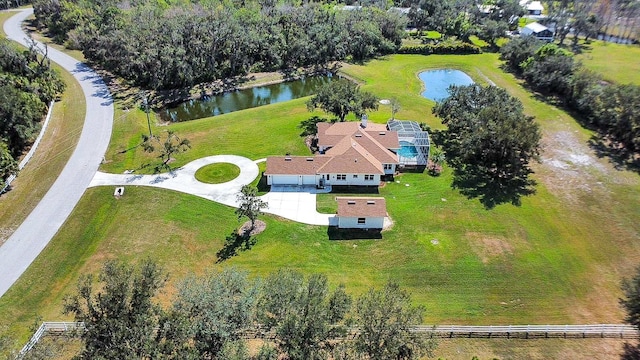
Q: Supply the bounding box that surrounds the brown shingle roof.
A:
[349,131,398,164]
[265,156,330,175]
[317,121,398,150]
[366,130,400,150]
[336,197,387,217]
[320,139,384,174]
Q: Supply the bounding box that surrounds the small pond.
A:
[159,75,336,122]
[419,69,474,102]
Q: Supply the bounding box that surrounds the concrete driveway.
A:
[0,9,114,298]
[90,155,259,207]
[90,157,335,226]
[261,186,335,226]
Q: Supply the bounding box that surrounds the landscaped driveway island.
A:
[89,155,335,226]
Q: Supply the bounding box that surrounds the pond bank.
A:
[151,63,342,111]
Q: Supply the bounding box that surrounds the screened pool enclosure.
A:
[387,119,430,166]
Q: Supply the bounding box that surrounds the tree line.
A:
[32,0,406,90]
[500,36,640,167]
[46,260,436,360]
[0,40,65,191]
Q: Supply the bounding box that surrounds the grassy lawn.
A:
[195,163,241,184]
[575,40,640,85]
[100,99,314,174]
[1,51,639,358]
[0,12,12,38]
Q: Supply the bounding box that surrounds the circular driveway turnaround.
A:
[0,9,114,298]
[90,155,259,207]
[89,156,335,226]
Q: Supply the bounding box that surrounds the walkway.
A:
[89,157,335,226]
[0,8,114,298]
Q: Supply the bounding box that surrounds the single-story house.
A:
[524,1,544,16]
[335,197,387,229]
[520,22,554,42]
[265,119,400,187]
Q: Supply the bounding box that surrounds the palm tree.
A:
[430,148,445,166]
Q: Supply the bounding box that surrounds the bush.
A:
[397,42,481,55]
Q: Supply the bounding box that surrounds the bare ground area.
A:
[535,125,640,324]
[238,220,266,237]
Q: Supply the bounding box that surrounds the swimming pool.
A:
[398,140,418,158]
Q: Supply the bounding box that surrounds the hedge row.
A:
[397,43,482,55]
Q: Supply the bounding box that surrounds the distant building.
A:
[519,0,544,16]
[521,22,554,42]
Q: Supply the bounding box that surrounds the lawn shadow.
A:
[588,135,640,174]
[620,342,640,360]
[330,185,379,194]
[451,166,536,209]
[216,230,257,263]
[400,165,426,174]
[255,173,271,195]
[327,226,382,240]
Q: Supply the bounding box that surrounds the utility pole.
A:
[143,95,152,138]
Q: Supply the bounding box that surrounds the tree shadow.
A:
[621,342,640,360]
[216,230,257,263]
[451,165,537,209]
[588,135,640,174]
[327,227,382,240]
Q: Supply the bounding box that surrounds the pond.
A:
[419,69,474,102]
[158,75,336,122]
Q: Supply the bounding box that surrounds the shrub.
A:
[397,42,481,55]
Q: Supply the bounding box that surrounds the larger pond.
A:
[419,69,474,102]
[159,75,335,122]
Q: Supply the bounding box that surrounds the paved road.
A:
[0,8,113,298]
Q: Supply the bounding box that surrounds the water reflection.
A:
[159,75,336,122]
[419,69,474,102]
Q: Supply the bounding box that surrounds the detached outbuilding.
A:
[521,22,554,42]
[336,197,387,229]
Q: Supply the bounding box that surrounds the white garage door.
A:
[271,175,298,185]
[302,175,316,185]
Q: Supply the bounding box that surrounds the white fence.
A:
[1,101,54,194]
[18,321,639,357]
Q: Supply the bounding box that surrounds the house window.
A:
[358,218,366,224]
[384,164,392,170]
[364,175,375,181]
[353,175,358,178]
[337,174,346,180]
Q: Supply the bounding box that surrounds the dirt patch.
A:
[537,130,611,204]
[238,220,266,237]
[466,232,515,264]
[0,227,15,247]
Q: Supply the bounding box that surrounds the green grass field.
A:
[0,34,639,359]
[576,41,640,85]
[195,163,241,184]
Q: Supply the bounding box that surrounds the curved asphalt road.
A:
[0,9,113,298]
